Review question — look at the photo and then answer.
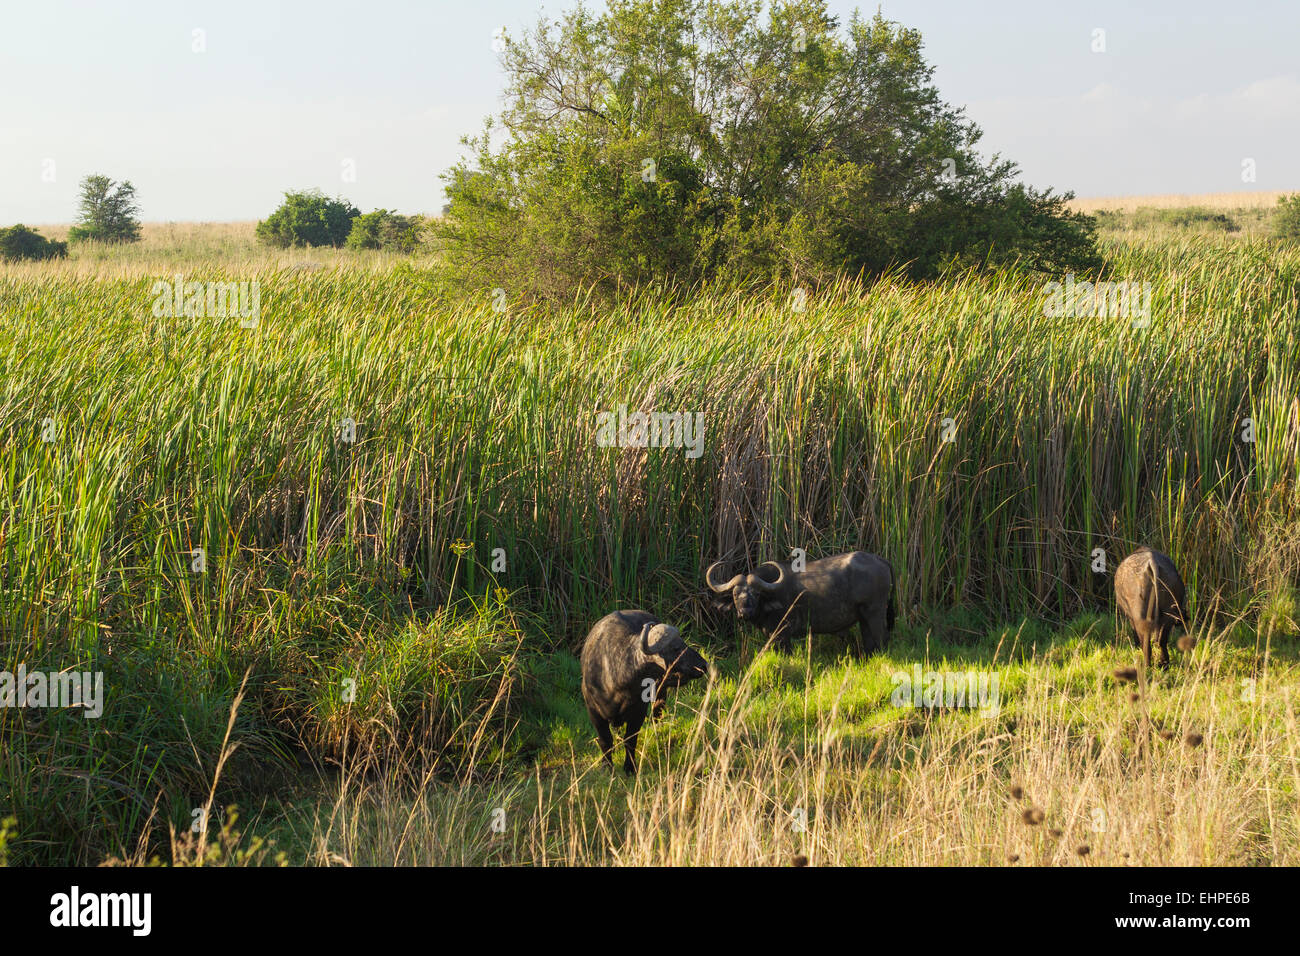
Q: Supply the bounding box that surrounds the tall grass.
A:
[1,227,1298,863]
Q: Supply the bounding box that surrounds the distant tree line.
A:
[255,191,425,252]
[0,177,428,262]
[0,174,141,261]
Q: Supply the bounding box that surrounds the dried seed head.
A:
[1009,784,1025,800]
[1113,667,1138,683]
[1007,853,1020,863]
[1076,844,1091,856]
[1022,807,1045,826]
[1159,729,1175,741]
[1185,731,1203,748]
[1048,828,1062,839]
[1177,634,1196,652]
[792,854,808,867]
[1128,692,1141,703]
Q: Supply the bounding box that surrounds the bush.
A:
[438,0,1102,301]
[1130,207,1238,232]
[256,190,360,248]
[1274,194,1300,241]
[345,209,424,252]
[0,224,68,261]
[66,175,141,244]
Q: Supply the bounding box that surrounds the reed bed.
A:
[1,226,1298,864]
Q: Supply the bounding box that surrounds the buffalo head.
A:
[706,560,788,620]
[639,622,709,686]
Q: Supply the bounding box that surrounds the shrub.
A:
[1131,207,1238,232]
[0,224,68,261]
[345,209,424,252]
[66,175,141,244]
[1273,194,1300,241]
[256,190,360,248]
[438,0,1102,301]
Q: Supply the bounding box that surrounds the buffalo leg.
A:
[1138,623,1153,669]
[853,615,870,655]
[1158,622,1172,669]
[622,711,646,776]
[854,608,885,656]
[590,711,615,768]
[867,606,889,654]
[851,618,867,655]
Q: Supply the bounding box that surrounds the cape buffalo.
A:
[1115,546,1188,669]
[706,551,895,654]
[580,610,709,775]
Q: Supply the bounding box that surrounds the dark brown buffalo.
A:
[580,610,709,775]
[706,551,895,654]
[1115,546,1188,668]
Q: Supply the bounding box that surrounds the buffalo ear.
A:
[644,623,679,656]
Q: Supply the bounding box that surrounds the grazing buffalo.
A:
[1115,546,1188,669]
[706,551,895,654]
[580,610,709,775]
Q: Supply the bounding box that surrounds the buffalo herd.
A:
[581,547,1189,773]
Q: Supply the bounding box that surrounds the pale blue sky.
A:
[2,0,1297,222]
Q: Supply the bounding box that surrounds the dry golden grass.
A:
[31,220,253,239]
[1067,191,1291,214]
[12,220,424,278]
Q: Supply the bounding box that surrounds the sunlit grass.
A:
[278,615,1300,866]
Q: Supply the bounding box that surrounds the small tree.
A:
[67,175,142,243]
[0,225,68,261]
[1273,194,1300,241]
[256,190,360,247]
[345,210,424,252]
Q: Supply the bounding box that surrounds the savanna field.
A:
[2,201,1299,866]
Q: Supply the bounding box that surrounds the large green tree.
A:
[439,0,1100,299]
